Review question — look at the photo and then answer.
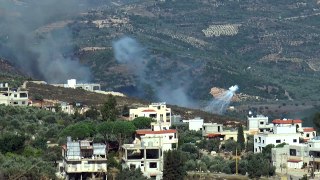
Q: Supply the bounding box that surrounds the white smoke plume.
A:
[0,0,93,83]
[205,85,239,114]
[112,36,197,107]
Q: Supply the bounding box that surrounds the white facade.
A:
[129,102,171,126]
[122,137,163,180]
[122,123,178,180]
[0,84,29,106]
[254,133,300,153]
[247,114,273,133]
[188,117,204,131]
[202,123,223,137]
[52,79,101,92]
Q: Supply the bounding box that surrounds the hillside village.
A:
[1,81,320,180]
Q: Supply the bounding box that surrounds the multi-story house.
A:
[247,113,273,133]
[122,123,178,180]
[202,123,249,142]
[254,119,302,153]
[129,102,171,126]
[272,137,320,176]
[58,137,107,180]
[254,119,316,153]
[0,83,29,106]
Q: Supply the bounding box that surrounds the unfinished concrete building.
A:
[0,83,29,106]
[58,137,107,179]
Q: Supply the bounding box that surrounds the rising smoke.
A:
[204,85,239,114]
[112,36,198,107]
[0,0,92,83]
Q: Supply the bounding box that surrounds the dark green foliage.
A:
[0,153,56,179]
[246,135,254,152]
[313,112,320,131]
[222,139,238,153]
[101,95,118,121]
[84,106,100,119]
[178,128,202,145]
[132,117,154,129]
[180,143,199,155]
[163,150,186,180]
[107,152,121,169]
[196,139,220,152]
[0,133,26,153]
[60,121,96,140]
[262,144,275,161]
[116,168,148,180]
[246,153,275,178]
[237,125,245,151]
[112,121,136,150]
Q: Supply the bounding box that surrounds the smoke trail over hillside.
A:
[205,85,239,114]
[0,0,92,83]
[112,36,197,107]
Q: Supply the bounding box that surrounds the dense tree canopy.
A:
[163,150,186,180]
[101,95,118,121]
[132,117,154,129]
[237,125,245,151]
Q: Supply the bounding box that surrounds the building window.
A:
[141,161,144,166]
[169,135,173,140]
[262,140,265,144]
[172,143,177,149]
[260,121,264,125]
[20,93,28,98]
[130,164,136,170]
[14,94,17,98]
[259,129,263,133]
[149,162,157,168]
[293,139,297,143]
[255,148,257,152]
[255,139,257,142]
[290,149,297,156]
[229,137,234,140]
[276,140,281,143]
[13,102,18,105]
[306,133,310,137]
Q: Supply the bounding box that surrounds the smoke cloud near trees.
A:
[0,0,93,83]
[113,36,200,108]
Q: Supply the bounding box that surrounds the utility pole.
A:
[236,147,238,175]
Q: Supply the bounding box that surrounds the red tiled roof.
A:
[303,128,315,132]
[136,129,177,135]
[272,119,302,124]
[287,159,302,163]
[206,134,223,138]
[142,109,156,112]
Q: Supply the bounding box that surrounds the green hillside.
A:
[1,0,320,105]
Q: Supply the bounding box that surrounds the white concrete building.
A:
[254,119,315,153]
[202,123,224,137]
[129,102,171,126]
[122,123,178,180]
[58,138,107,179]
[302,127,317,142]
[52,79,101,92]
[188,117,204,131]
[247,114,273,133]
[272,137,320,175]
[0,83,29,106]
